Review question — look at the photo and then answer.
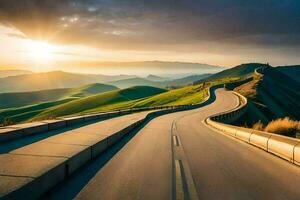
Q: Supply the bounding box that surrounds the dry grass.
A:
[252,117,300,138]
[265,117,300,137]
[252,121,264,131]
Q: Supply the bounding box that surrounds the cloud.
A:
[0,0,299,52]
[6,32,27,39]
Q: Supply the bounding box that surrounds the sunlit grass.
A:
[252,117,300,138]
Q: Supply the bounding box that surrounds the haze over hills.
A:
[146,74,169,82]
[0,83,118,109]
[72,61,224,76]
[0,70,32,78]
[0,71,134,93]
[109,74,211,89]
[0,70,213,93]
[0,60,223,93]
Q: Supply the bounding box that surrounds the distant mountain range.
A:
[0,70,32,78]
[0,71,135,93]
[108,74,211,89]
[0,70,212,93]
[146,74,169,82]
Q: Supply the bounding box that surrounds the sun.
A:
[26,40,54,64]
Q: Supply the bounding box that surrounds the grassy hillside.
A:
[162,74,211,88]
[32,84,209,121]
[109,74,211,89]
[108,78,161,88]
[132,84,208,108]
[33,86,167,120]
[194,63,270,85]
[234,66,300,126]
[277,65,300,82]
[0,98,74,125]
[0,83,118,109]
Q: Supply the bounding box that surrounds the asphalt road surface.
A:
[75,88,300,200]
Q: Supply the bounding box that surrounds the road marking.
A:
[173,135,180,146]
[175,159,184,200]
[172,120,199,200]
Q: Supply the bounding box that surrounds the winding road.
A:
[74,88,300,200]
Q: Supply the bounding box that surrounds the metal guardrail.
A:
[205,87,300,167]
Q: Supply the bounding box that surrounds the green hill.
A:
[132,84,208,108]
[277,65,300,82]
[162,74,211,88]
[109,74,211,89]
[0,83,118,109]
[0,98,74,124]
[108,78,161,88]
[194,63,270,85]
[33,86,167,120]
[234,66,300,126]
[146,74,169,82]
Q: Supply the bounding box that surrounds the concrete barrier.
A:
[0,154,67,200]
[267,135,299,162]
[42,120,67,131]
[294,143,300,166]
[0,127,23,142]
[249,130,271,151]
[63,116,85,126]
[235,128,252,143]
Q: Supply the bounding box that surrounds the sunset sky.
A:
[0,0,300,72]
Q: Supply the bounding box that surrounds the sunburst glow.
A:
[26,40,55,64]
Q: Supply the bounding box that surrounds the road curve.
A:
[75,88,300,200]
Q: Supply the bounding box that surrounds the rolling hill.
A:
[132,84,208,108]
[146,74,169,82]
[277,65,300,82]
[0,83,118,109]
[234,66,300,125]
[162,74,211,88]
[33,86,167,120]
[33,84,209,121]
[109,74,211,89]
[0,99,74,125]
[194,63,270,84]
[0,71,134,93]
[108,78,161,89]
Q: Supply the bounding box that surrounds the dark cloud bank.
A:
[0,0,300,51]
